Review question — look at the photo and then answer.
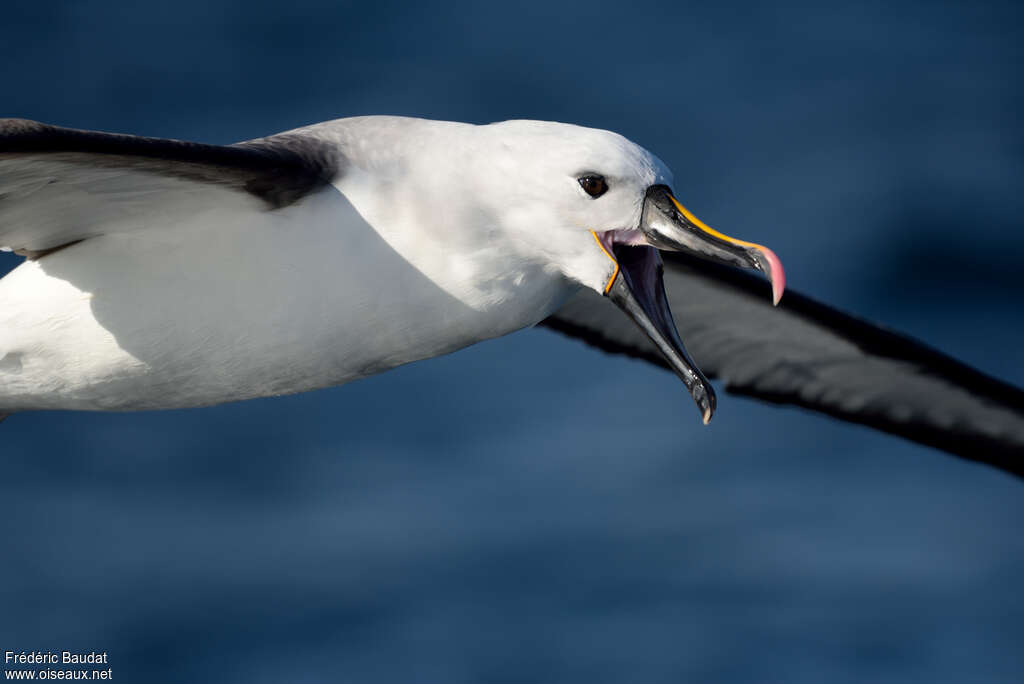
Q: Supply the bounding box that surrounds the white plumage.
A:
[0,116,666,411]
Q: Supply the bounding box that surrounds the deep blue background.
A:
[1,1,1022,682]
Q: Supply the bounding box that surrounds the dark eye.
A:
[578,175,608,198]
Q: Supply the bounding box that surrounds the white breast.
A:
[0,185,572,411]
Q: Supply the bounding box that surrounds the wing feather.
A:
[0,118,339,255]
[542,252,1024,477]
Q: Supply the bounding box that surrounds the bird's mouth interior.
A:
[600,230,660,292]
[600,227,647,248]
[593,227,659,291]
[595,227,669,294]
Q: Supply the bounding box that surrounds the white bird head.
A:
[459,120,786,423]
[463,120,669,291]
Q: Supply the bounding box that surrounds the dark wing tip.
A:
[661,252,1024,412]
[1,118,340,209]
[0,117,50,137]
[542,252,1024,479]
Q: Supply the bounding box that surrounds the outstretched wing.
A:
[542,252,1024,478]
[0,118,339,257]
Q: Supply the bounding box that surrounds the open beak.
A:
[596,185,786,424]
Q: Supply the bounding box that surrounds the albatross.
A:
[0,116,1021,477]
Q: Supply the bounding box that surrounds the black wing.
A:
[0,118,339,256]
[542,252,1024,478]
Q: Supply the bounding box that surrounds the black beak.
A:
[640,185,785,305]
[600,185,785,424]
[607,244,716,423]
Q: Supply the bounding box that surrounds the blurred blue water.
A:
[1,1,1022,682]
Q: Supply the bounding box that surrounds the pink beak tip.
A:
[759,247,786,306]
